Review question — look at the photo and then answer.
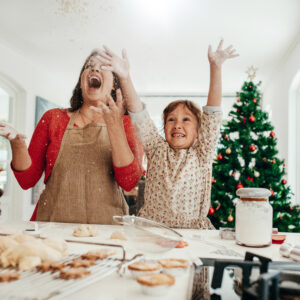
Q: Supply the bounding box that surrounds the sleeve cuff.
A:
[203,106,222,114]
[128,103,148,121]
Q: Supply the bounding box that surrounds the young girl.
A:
[95,41,238,228]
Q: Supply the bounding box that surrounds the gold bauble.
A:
[226,148,232,155]
[227,215,234,222]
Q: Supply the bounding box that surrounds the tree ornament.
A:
[237,108,241,113]
[243,117,246,124]
[254,171,260,177]
[231,172,235,177]
[216,202,221,210]
[270,131,275,138]
[217,154,223,160]
[283,163,286,167]
[272,160,276,164]
[224,135,229,140]
[249,145,256,151]
[247,176,254,182]
[237,98,241,102]
[279,215,283,221]
[236,183,244,190]
[208,207,215,215]
[289,206,293,211]
[270,188,274,196]
[226,148,232,155]
[263,157,267,162]
[211,177,215,183]
[248,84,252,89]
[249,115,256,122]
[227,215,234,222]
[252,98,257,103]
[282,179,287,185]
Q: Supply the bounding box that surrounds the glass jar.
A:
[235,188,272,247]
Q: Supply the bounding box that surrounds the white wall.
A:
[0,41,76,221]
[263,38,300,203]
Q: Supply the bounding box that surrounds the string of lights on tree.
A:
[208,66,300,232]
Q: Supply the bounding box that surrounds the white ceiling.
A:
[0,0,300,94]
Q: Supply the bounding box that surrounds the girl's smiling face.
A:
[164,104,199,149]
[80,56,114,103]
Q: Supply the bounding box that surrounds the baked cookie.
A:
[136,273,175,286]
[67,259,95,268]
[128,261,162,272]
[81,248,116,260]
[0,272,20,282]
[59,268,91,280]
[158,258,190,269]
[36,262,65,273]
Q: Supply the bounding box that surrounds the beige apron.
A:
[36,110,128,224]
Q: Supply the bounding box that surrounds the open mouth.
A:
[88,76,101,88]
[171,133,185,137]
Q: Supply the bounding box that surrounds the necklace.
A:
[79,109,94,125]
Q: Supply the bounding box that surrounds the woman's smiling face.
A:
[80,56,114,103]
[164,104,199,149]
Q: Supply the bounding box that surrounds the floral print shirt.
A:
[129,105,222,229]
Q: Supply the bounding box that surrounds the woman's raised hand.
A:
[96,46,129,80]
[0,122,26,142]
[208,39,239,67]
[89,89,125,126]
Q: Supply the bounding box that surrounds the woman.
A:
[0,49,143,224]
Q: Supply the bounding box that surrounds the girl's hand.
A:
[90,89,125,127]
[96,46,129,80]
[0,122,26,142]
[208,39,239,67]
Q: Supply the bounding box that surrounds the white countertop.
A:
[1,221,299,300]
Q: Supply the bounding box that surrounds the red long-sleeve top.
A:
[12,108,143,212]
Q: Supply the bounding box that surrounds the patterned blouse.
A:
[129,105,222,229]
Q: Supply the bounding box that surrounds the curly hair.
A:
[162,100,202,128]
[68,50,121,112]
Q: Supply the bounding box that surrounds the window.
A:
[0,87,11,218]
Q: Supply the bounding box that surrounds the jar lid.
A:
[236,187,271,198]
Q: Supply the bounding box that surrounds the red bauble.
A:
[253,98,257,103]
[283,163,286,167]
[249,85,252,89]
[236,183,244,190]
[247,176,254,182]
[270,188,274,196]
[243,117,246,124]
[211,177,215,183]
[237,108,241,113]
[237,98,241,102]
[289,206,293,211]
[224,135,229,140]
[217,154,223,160]
[249,145,256,151]
[282,179,287,185]
[249,115,256,122]
[208,207,215,215]
[270,131,275,138]
[231,172,235,177]
[272,160,276,164]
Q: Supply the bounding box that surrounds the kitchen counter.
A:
[0,221,299,300]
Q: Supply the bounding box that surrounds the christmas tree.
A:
[209,66,300,232]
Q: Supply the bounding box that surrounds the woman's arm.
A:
[96,47,164,156]
[90,90,134,168]
[9,110,53,189]
[96,46,143,113]
[0,122,31,170]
